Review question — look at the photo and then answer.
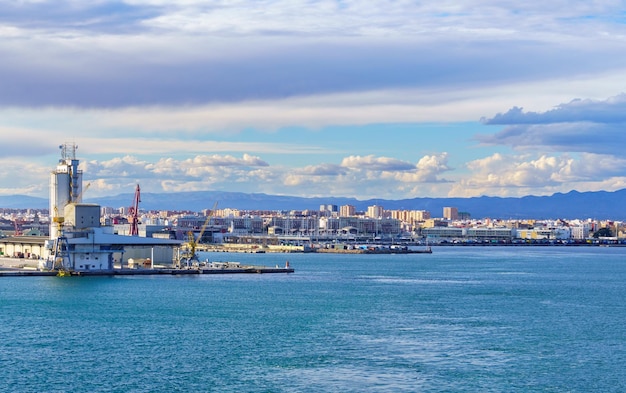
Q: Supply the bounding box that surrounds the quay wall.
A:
[197,244,306,253]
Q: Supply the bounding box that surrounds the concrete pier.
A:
[0,257,294,277]
[0,266,294,277]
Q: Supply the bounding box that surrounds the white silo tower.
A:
[50,143,83,239]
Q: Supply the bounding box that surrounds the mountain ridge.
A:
[1,189,624,220]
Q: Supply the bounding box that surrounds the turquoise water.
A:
[1,247,625,392]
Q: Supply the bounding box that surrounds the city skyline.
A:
[2,2,626,200]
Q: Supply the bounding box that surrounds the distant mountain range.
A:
[1,189,624,220]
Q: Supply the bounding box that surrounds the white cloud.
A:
[2,1,626,108]
[449,152,626,197]
[2,2,626,201]
[416,153,452,180]
[294,164,346,176]
[280,153,453,198]
[0,158,51,195]
[340,155,415,171]
[74,153,274,196]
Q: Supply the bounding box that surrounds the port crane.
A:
[45,182,92,275]
[128,184,141,236]
[48,206,72,276]
[76,182,91,203]
[13,218,23,236]
[184,201,218,266]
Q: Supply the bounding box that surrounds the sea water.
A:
[1,246,625,392]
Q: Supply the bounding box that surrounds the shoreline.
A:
[197,242,625,254]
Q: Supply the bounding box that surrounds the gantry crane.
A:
[46,182,92,275]
[49,206,71,275]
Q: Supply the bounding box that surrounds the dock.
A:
[0,264,294,277]
[0,259,295,277]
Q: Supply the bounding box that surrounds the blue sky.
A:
[1,1,626,200]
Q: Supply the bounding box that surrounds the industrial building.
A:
[0,143,181,272]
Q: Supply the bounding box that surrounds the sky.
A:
[2,1,626,201]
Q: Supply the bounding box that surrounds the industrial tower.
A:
[49,143,83,240]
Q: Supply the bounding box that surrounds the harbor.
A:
[5,143,622,279]
[0,144,297,278]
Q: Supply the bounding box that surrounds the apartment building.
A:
[366,205,384,219]
[340,204,356,217]
[443,206,459,220]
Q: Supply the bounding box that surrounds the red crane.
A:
[13,218,23,236]
[129,184,141,236]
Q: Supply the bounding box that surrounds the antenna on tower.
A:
[59,143,78,161]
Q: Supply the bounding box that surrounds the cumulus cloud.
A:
[76,152,455,199]
[78,153,272,195]
[184,154,268,168]
[0,159,50,195]
[294,164,346,176]
[416,153,452,180]
[147,154,269,183]
[281,153,452,198]
[83,156,153,179]
[449,152,626,197]
[340,155,415,171]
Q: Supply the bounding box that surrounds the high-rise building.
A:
[388,209,431,223]
[340,205,356,217]
[320,204,338,216]
[414,210,431,221]
[366,205,384,219]
[443,206,458,220]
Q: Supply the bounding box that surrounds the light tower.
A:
[50,143,83,239]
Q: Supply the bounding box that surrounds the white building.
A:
[41,143,182,273]
[422,227,464,238]
[570,224,591,240]
[366,205,384,219]
[516,227,571,240]
[466,227,513,240]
